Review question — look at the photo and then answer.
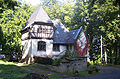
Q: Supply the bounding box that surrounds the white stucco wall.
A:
[50,45,67,56]
[22,39,32,59]
[31,39,67,58]
[60,45,67,52]
[22,39,74,59]
[31,39,53,57]
[21,32,29,40]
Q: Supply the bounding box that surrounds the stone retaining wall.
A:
[49,57,87,73]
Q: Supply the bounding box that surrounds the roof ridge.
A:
[34,7,39,23]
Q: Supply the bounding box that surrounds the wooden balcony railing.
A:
[29,32,53,39]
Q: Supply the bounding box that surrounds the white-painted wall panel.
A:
[21,32,29,40]
[52,45,67,55]
[22,39,32,59]
[31,39,53,57]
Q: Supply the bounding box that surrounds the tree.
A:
[42,0,75,27]
[0,0,33,54]
[81,0,120,64]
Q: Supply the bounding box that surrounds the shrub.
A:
[52,59,61,66]
[64,50,80,58]
[34,57,53,65]
[88,65,100,74]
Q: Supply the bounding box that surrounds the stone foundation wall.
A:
[49,57,87,73]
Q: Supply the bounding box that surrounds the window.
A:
[53,44,60,51]
[38,41,46,51]
[67,45,73,51]
[37,26,48,33]
[37,27,42,33]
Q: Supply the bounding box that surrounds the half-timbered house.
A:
[21,7,87,64]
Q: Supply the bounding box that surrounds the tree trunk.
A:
[110,47,112,63]
[114,44,117,64]
[105,48,107,64]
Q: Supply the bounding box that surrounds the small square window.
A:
[53,44,60,51]
[38,41,46,51]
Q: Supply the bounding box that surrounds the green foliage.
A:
[64,50,80,58]
[0,60,28,79]
[34,57,53,65]
[0,1,33,54]
[88,65,100,74]
[48,74,59,79]
[74,0,120,65]
[42,0,75,27]
[89,55,101,66]
[52,59,61,66]
[0,0,119,65]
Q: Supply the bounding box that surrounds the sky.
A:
[20,0,64,6]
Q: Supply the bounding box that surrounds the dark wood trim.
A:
[30,26,54,38]
[20,27,30,34]
[33,22,54,26]
[21,37,53,40]
[30,37,53,40]
[21,37,30,41]
[52,43,74,45]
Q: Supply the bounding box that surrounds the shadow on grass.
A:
[0,62,59,79]
[0,64,29,79]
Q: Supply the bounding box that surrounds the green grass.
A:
[30,64,50,71]
[0,60,28,79]
[78,71,90,76]
[48,74,60,79]
[0,60,60,79]
[30,64,58,73]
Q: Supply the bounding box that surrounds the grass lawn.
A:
[0,60,28,79]
[0,60,60,79]
[0,59,104,79]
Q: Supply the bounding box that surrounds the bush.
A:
[34,57,62,66]
[88,65,100,74]
[64,50,80,58]
[52,59,61,66]
[34,57,53,65]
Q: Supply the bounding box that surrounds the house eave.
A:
[33,21,54,26]
[53,42,74,45]
[74,26,83,40]
[20,27,30,33]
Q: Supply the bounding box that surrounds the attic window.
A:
[38,41,46,51]
[53,44,60,51]
[37,27,42,33]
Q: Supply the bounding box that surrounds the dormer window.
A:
[38,41,46,51]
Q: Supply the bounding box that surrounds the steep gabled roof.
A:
[53,19,82,44]
[52,19,69,44]
[22,7,53,30]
